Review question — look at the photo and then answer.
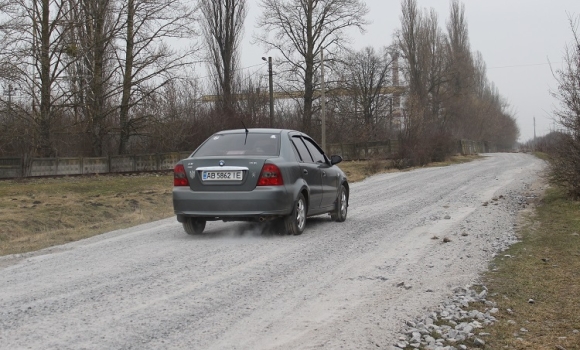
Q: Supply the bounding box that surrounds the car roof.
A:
[215,128,300,135]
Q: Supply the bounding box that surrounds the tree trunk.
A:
[303,55,314,134]
[302,0,314,134]
[119,0,134,154]
[39,0,52,157]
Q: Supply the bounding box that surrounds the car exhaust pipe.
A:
[258,217,266,222]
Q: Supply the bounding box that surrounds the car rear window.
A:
[193,133,281,157]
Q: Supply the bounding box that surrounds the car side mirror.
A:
[330,155,343,165]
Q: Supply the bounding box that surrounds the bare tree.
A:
[444,0,476,138]
[200,0,247,118]
[336,46,393,140]
[255,0,368,134]
[0,1,24,137]
[399,0,447,113]
[549,14,580,199]
[62,0,197,155]
[397,0,450,164]
[118,0,197,154]
[137,78,206,153]
[235,73,269,127]
[0,0,202,157]
[0,0,80,157]
[445,0,472,95]
[74,0,124,156]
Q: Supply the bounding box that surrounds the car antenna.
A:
[241,121,249,145]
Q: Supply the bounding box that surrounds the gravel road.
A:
[0,153,545,350]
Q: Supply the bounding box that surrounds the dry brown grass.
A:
[338,159,395,182]
[338,155,482,182]
[427,154,484,167]
[0,173,174,256]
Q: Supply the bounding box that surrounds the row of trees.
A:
[396,0,518,164]
[0,0,519,163]
[0,0,198,157]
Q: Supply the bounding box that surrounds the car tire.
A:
[285,193,307,235]
[269,219,287,235]
[330,184,348,222]
[183,218,206,235]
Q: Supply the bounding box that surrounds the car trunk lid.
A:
[183,157,268,192]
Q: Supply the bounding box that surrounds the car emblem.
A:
[219,160,225,167]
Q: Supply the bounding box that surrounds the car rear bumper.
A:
[173,186,294,220]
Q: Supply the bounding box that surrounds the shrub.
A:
[548,133,580,200]
[549,15,580,200]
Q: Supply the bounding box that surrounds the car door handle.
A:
[303,169,308,175]
[322,171,327,177]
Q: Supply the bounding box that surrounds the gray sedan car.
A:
[173,128,349,235]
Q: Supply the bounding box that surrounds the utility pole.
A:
[262,56,274,128]
[532,117,537,152]
[321,49,326,152]
[389,97,393,137]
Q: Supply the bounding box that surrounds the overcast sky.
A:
[240,0,579,142]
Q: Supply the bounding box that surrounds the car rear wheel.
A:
[285,193,307,235]
[183,218,206,235]
[331,184,348,222]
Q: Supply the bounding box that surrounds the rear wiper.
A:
[241,121,249,145]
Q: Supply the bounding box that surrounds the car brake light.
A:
[174,164,189,186]
[257,164,284,186]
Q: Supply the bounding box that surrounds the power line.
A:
[487,62,554,70]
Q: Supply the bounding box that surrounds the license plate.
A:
[202,171,243,181]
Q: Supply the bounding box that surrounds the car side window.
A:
[289,140,302,161]
[303,138,326,163]
[291,136,314,163]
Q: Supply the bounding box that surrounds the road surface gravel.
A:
[0,153,545,350]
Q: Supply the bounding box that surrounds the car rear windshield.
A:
[193,133,281,157]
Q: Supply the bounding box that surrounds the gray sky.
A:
[241,0,579,142]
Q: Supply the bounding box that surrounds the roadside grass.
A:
[468,186,580,349]
[533,151,551,162]
[427,154,484,167]
[0,173,174,256]
[0,154,481,257]
[338,159,394,182]
[338,154,483,183]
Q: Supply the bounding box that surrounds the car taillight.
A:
[174,164,189,186]
[257,164,284,186]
